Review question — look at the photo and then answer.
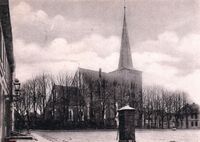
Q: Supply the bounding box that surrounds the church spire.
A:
[118,0,133,70]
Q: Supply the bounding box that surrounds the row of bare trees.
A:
[14,72,190,130]
[14,71,140,129]
[143,86,189,129]
[14,73,74,129]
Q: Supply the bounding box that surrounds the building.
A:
[0,0,15,141]
[142,103,200,129]
[178,103,200,129]
[73,5,142,127]
[45,4,142,128]
[143,110,176,129]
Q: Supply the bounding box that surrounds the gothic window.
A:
[80,109,84,121]
[68,109,73,121]
[191,121,193,127]
[87,103,90,119]
[195,121,198,126]
[103,108,106,120]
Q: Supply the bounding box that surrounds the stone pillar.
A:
[118,105,136,142]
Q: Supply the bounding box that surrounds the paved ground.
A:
[32,129,200,142]
[31,133,51,142]
[10,133,51,142]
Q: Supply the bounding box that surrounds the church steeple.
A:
[118,1,133,70]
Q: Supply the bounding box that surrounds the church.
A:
[45,4,143,128]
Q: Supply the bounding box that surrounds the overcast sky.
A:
[10,0,200,104]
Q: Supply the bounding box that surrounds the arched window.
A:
[68,109,73,121]
[87,103,90,119]
[80,109,84,121]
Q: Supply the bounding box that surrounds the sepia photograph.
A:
[0,0,200,141]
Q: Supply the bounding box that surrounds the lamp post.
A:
[6,78,34,141]
[4,78,21,142]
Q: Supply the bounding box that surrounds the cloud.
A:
[11,1,200,105]
[176,70,200,103]
[14,34,120,82]
[178,34,200,56]
[14,28,200,104]
[12,2,49,25]
[132,51,179,88]
[133,31,200,104]
[136,31,200,74]
[11,1,116,44]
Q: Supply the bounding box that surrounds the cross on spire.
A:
[118,0,133,70]
[124,0,126,20]
[124,0,126,11]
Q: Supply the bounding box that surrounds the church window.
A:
[81,109,84,121]
[191,121,193,127]
[68,109,73,121]
[87,103,90,119]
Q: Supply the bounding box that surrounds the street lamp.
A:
[3,79,21,102]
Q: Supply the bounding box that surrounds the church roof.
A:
[79,68,107,80]
[118,5,133,70]
[77,67,140,84]
[78,68,115,82]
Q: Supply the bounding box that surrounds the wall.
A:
[0,19,12,142]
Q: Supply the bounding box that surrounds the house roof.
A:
[180,103,199,114]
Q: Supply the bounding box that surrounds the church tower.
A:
[118,3,133,70]
[109,1,143,128]
[72,1,143,128]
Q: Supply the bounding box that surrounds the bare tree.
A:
[142,85,189,129]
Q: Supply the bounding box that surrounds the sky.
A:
[9,0,200,104]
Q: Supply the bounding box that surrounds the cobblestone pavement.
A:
[31,129,200,142]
